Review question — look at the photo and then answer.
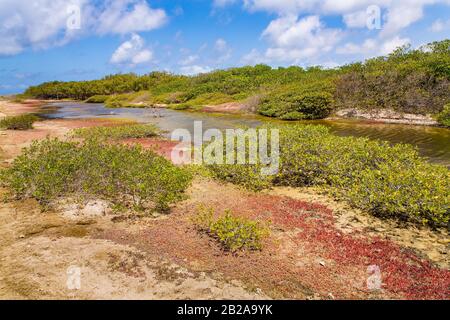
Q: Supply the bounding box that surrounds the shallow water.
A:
[39,102,450,166]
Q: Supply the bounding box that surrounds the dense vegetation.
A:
[73,124,159,140]
[193,206,269,252]
[207,125,450,227]
[437,104,450,127]
[24,40,450,120]
[0,114,39,130]
[0,138,192,213]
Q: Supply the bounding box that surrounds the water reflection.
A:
[39,102,450,167]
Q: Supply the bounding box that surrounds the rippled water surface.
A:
[39,102,450,166]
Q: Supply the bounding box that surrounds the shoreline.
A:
[9,98,445,128]
[329,108,441,127]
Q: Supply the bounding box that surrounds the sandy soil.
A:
[332,108,439,126]
[0,99,448,300]
[0,194,265,300]
[270,187,449,268]
[202,102,247,114]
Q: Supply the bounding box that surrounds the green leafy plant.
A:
[207,125,450,227]
[0,114,39,130]
[193,206,270,252]
[0,138,192,213]
[85,95,109,103]
[437,104,450,127]
[73,124,159,140]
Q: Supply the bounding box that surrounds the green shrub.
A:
[206,125,450,227]
[73,124,159,140]
[437,104,450,127]
[0,138,192,213]
[0,114,39,130]
[188,92,235,105]
[279,111,305,121]
[204,133,274,191]
[258,90,334,120]
[345,162,449,226]
[104,96,124,108]
[193,206,270,252]
[169,103,192,110]
[85,95,109,103]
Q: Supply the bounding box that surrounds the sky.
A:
[0,0,449,94]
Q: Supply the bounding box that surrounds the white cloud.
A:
[96,0,167,35]
[379,36,410,55]
[337,38,378,55]
[430,18,450,32]
[380,4,424,37]
[233,1,450,36]
[0,0,167,56]
[241,49,268,65]
[343,10,371,28]
[180,65,212,75]
[110,33,153,65]
[261,15,342,63]
[179,55,199,66]
[214,38,232,62]
[337,36,410,56]
[0,0,90,55]
[215,38,228,52]
[213,0,237,7]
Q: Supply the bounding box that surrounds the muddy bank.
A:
[332,108,439,126]
[0,99,51,118]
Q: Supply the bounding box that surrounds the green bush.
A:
[206,125,450,227]
[85,95,109,103]
[345,162,449,226]
[279,111,305,121]
[204,133,274,191]
[0,138,192,213]
[437,104,450,127]
[193,206,270,252]
[169,103,192,111]
[258,90,334,120]
[73,124,159,140]
[0,114,39,130]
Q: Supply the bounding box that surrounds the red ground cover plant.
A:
[96,187,450,300]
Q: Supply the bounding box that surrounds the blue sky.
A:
[0,0,449,94]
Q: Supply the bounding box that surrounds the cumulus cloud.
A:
[430,18,450,32]
[96,0,167,35]
[0,0,167,56]
[228,1,450,36]
[337,36,410,56]
[379,36,411,55]
[214,38,232,62]
[0,0,89,55]
[180,65,212,75]
[343,9,372,28]
[179,55,199,66]
[260,15,342,63]
[110,33,153,65]
[213,0,237,7]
